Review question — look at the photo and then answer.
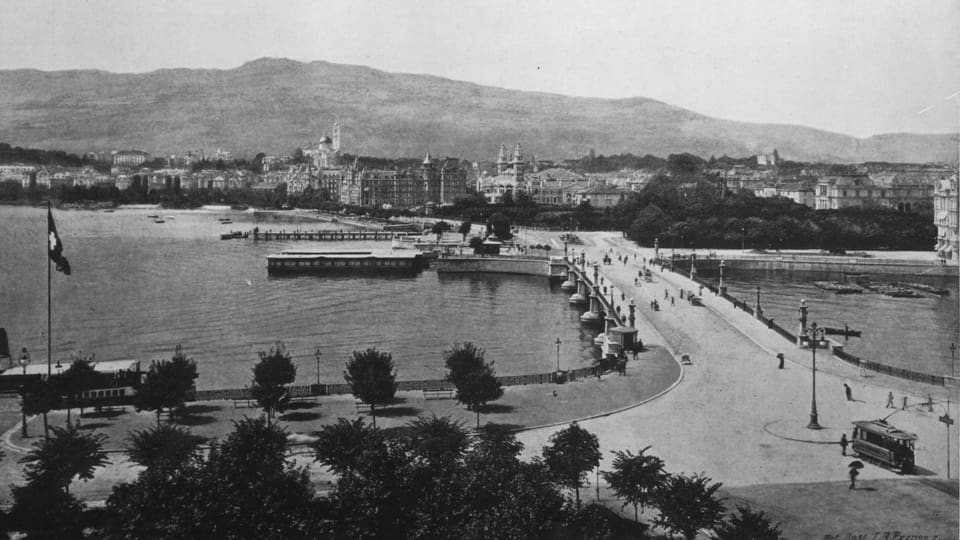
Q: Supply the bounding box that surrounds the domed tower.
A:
[496,144,507,175]
[511,143,525,183]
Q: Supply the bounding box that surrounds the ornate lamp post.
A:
[806,322,826,430]
[555,337,562,373]
[314,348,322,387]
[718,260,727,295]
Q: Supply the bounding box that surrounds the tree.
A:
[431,220,451,241]
[10,477,85,538]
[134,345,199,427]
[312,417,384,477]
[344,348,397,427]
[126,423,204,473]
[542,421,601,509]
[443,342,503,428]
[458,220,472,241]
[487,212,513,239]
[106,416,323,539]
[404,414,469,469]
[714,504,786,540]
[58,352,98,424]
[653,472,725,540]
[602,446,666,523]
[468,235,485,254]
[19,423,108,495]
[250,342,297,422]
[21,378,58,440]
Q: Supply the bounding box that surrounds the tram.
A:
[850,419,917,474]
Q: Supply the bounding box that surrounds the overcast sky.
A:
[2,0,958,138]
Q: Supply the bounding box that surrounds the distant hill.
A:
[0,57,955,163]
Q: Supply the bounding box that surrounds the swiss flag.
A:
[48,208,71,275]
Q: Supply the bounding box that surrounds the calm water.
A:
[0,206,600,390]
[721,269,959,376]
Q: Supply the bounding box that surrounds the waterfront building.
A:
[422,154,470,206]
[575,184,630,208]
[775,182,815,207]
[815,174,936,212]
[111,150,149,168]
[0,164,37,188]
[934,175,959,261]
[478,143,529,203]
[528,168,586,205]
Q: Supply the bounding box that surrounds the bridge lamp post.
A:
[314,348,322,387]
[806,322,826,430]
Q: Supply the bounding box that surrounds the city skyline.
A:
[1,0,958,140]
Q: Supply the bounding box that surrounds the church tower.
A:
[496,144,507,175]
[511,143,525,183]
[332,121,341,152]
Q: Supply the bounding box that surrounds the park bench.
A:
[232,398,256,408]
[287,395,318,405]
[423,389,456,400]
[355,400,372,413]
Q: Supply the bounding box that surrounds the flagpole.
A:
[47,200,52,377]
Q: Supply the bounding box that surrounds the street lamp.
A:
[314,348,322,387]
[741,225,745,251]
[951,343,957,378]
[18,348,30,375]
[555,337,562,373]
[806,322,825,430]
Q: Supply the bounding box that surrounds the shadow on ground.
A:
[280,411,323,422]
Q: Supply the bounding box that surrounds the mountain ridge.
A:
[0,57,954,163]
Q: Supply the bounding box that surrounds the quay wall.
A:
[437,255,550,276]
[665,255,957,278]
[658,263,954,388]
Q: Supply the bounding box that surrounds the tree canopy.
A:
[443,342,503,428]
[542,421,601,508]
[250,342,297,421]
[344,348,397,427]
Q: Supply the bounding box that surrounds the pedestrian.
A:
[886,392,895,408]
[776,353,784,369]
[902,395,908,410]
[848,467,858,490]
[670,296,675,306]
[840,433,848,455]
[844,383,853,401]
[664,289,668,300]
[679,289,684,300]
[634,277,638,285]
[699,285,703,296]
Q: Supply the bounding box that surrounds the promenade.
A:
[517,231,958,537]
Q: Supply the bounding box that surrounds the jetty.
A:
[266,248,426,273]
[253,230,396,241]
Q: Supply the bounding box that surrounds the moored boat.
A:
[895,282,950,296]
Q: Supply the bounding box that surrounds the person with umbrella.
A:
[848,461,863,490]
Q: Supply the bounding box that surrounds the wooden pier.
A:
[252,230,396,241]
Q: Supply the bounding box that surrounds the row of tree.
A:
[3,411,786,539]
[4,341,787,538]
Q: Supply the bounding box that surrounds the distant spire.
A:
[512,143,523,164]
[497,144,507,164]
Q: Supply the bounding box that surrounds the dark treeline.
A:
[0,142,108,171]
